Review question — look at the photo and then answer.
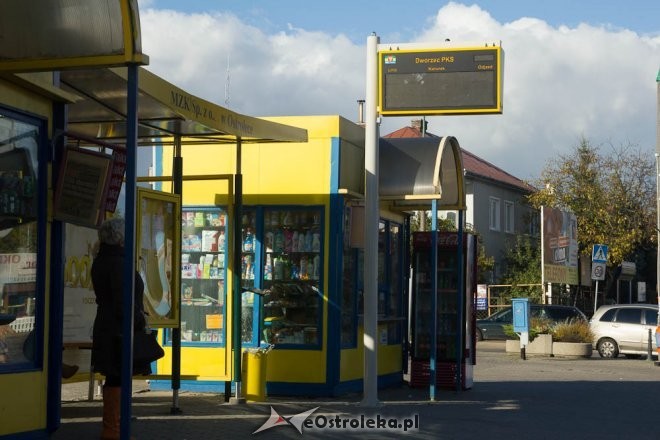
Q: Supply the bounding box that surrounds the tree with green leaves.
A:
[500,234,543,301]
[526,138,656,299]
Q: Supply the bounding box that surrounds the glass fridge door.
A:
[412,248,432,359]
[411,233,461,361]
[437,248,459,361]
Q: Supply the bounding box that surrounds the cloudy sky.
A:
[137,1,660,181]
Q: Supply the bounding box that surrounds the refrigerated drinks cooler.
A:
[409,231,477,389]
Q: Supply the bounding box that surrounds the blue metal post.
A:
[120,63,139,439]
[47,94,66,433]
[430,200,438,400]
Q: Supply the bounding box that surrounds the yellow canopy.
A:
[61,67,307,144]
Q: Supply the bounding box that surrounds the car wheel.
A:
[597,338,619,358]
[476,330,484,341]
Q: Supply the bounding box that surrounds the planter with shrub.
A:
[504,317,594,357]
[504,317,553,355]
[550,319,594,358]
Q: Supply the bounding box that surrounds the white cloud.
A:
[141,9,364,116]
[141,3,660,180]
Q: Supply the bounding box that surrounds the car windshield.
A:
[547,308,582,321]
[486,308,512,322]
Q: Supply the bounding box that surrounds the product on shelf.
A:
[178,209,227,344]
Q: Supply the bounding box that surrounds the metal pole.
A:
[230,139,245,404]
[456,210,465,392]
[655,151,660,325]
[629,280,632,304]
[594,280,599,317]
[171,136,182,414]
[540,207,546,305]
[429,200,437,401]
[655,69,659,345]
[617,279,620,304]
[648,328,653,361]
[361,33,379,407]
[120,62,138,440]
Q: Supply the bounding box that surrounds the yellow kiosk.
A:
[146,116,464,397]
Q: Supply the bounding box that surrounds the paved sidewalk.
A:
[51,341,660,439]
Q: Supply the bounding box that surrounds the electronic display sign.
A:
[378,46,503,116]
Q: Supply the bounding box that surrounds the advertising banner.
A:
[62,224,98,344]
[541,206,578,285]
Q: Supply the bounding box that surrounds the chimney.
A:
[411,119,428,135]
[357,99,365,125]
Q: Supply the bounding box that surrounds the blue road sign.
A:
[592,244,608,263]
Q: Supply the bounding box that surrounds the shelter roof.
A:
[60,67,307,145]
[385,122,533,193]
[378,136,466,211]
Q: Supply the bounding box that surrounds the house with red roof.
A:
[384,120,538,282]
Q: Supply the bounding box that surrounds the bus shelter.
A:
[0,1,306,438]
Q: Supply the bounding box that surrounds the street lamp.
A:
[655,69,659,355]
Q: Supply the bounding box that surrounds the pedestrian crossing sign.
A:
[592,244,608,263]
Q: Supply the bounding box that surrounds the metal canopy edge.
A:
[62,66,307,144]
[2,72,81,103]
[0,0,147,73]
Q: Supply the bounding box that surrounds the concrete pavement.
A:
[51,341,660,439]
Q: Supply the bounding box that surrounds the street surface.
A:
[52,340,660,439]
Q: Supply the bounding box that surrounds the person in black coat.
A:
[91,217,147,440]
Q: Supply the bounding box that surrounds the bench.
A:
[62,343,198,400]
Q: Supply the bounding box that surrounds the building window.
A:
[489,197,500,231]
[504,201,514,233]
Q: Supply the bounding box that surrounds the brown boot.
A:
[101,385,120,439]
[101,386,121,440]
[101,386,136,440]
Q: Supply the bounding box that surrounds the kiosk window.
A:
[341,210,404,347]
[0,108,43,369]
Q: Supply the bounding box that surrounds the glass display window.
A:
[341,206,357,346]
[261,207,323,348]
[0,106,45,370]
[341,208,404,347]
[240,209,258,345]
[172,205,325,349]
[173,207,227,345]
[341,247,357,347]
[387,222,403,343]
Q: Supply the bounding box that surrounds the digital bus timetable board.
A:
[378,45,504,116]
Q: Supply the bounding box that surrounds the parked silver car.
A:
[590,304,659,358]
